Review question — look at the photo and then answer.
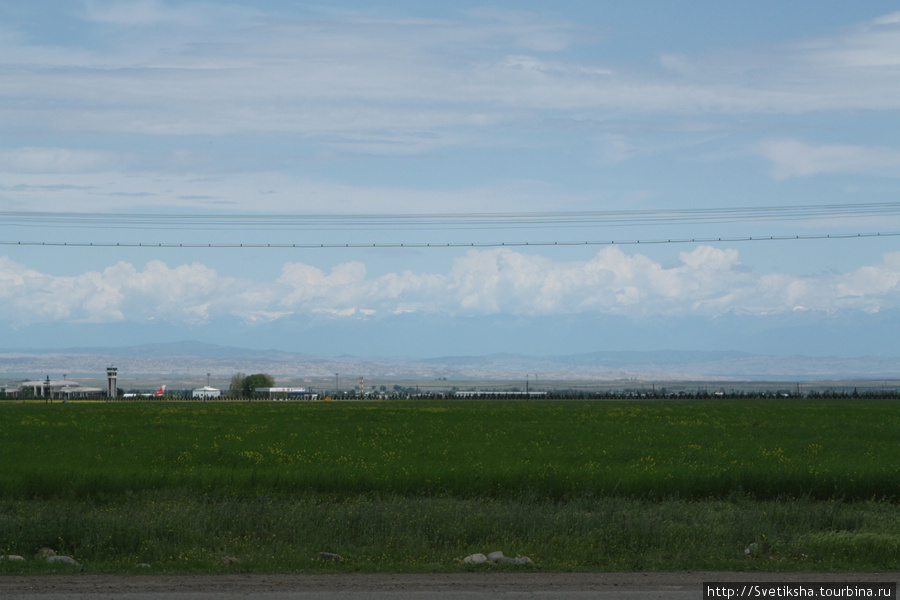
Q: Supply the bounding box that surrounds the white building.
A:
[192,386,221,399]
[255,387,318,400]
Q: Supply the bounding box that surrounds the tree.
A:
[227,372,245,398]
[242,373,274,397]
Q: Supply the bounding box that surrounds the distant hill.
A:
[2,342,900,381]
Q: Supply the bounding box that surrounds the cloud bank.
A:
[3,246,900,326]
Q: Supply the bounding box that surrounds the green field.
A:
[1,399,899,573]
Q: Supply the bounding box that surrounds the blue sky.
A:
[2,1,900,358]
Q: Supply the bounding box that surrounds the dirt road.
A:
[2,572,897,600]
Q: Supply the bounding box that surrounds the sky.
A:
[2,0,900,359]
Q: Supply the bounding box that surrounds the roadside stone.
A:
[315,552,342,563]
[462,551,532,565]
[462,553,488,564]
[0,555,25,561]
[35,547,56,559]
[135,563,151,568]
[46,555,80,566]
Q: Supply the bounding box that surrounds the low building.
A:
[6,377,105,400]
[192,386,221,399]
[255,387,318,400]
[454,391,547,398]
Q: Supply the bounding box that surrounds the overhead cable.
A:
[2,231,898,249]
[2,201,900,231]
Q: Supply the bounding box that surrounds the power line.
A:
[3,203,898,248]
[2,231,897,249]
[2,201,900,231]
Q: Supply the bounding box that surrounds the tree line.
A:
[225,373,274,398]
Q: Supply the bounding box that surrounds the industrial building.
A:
[2,376,105,400]
[2,366,119,400]
[255,386,318,400]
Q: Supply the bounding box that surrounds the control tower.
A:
[107,366,118,398]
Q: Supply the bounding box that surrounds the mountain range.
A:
[2,341,900,381]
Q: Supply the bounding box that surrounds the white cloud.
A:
[4,6,900,152]
[0,165,576,214]
[461,8,597,52]
[0,7,582,143]
[0,147,120,174]
[3,247,900,325]
[84,0,206,26]
[758,139,900,179]
[657,11,900,112]
[277,261,368,310]
[0,257,268,325]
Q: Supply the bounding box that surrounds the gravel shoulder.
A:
[2,572,898,599]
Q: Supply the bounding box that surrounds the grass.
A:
[1,398,899,573]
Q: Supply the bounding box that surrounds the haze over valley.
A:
[3,342,900,384]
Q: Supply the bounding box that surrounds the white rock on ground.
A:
[487,551,505,562]
[497,556,533,564]
[46,555,80,566]
[462,553,488,564]
[0,555,25,561]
